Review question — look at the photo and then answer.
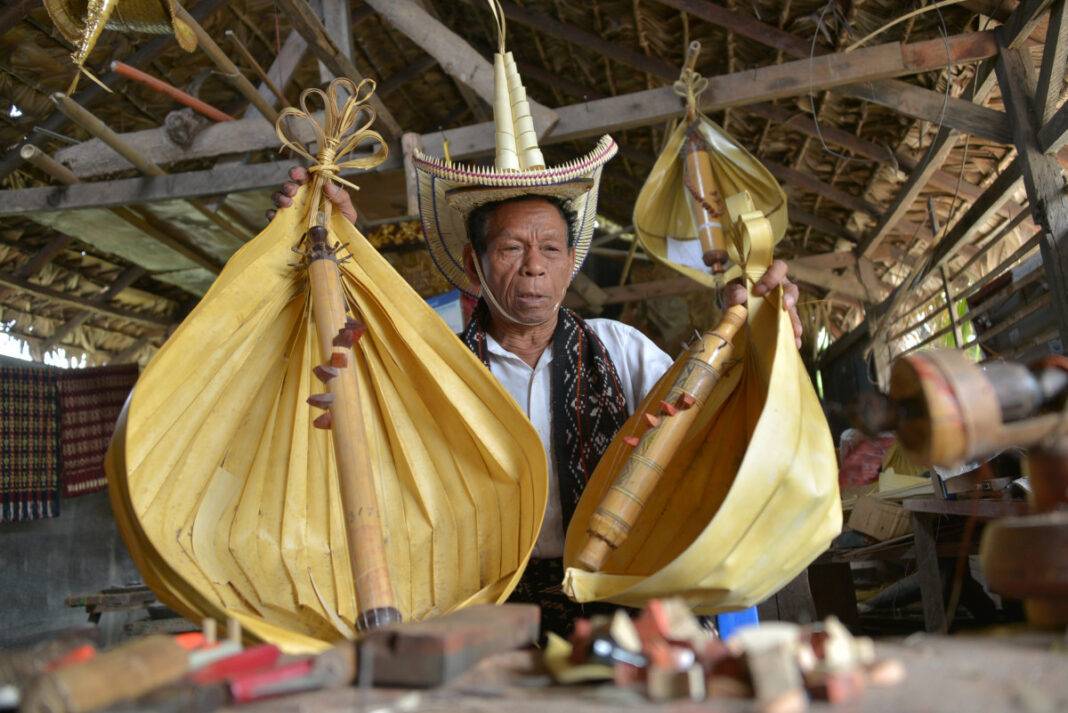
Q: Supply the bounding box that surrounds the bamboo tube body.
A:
[682,134,729,275]
[577,304,748,571]
[306,228,400,630]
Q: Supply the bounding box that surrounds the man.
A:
[271,166,802,632]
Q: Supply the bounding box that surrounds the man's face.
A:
[466,198,575,325]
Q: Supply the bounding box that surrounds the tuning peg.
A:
[330,352,348,368]
[676,393,697,410]
[313,412,333,429]
[643,413,661,428]
[307,393,334,409]
[659,400,679,416]
[623,435,641,447]
[333,329,355,348]
[313,364,339,383]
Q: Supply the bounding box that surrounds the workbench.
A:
[226,633,1068,713]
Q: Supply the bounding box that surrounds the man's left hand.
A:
[724,259,803,348]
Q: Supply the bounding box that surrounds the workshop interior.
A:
[0,0,1066,712]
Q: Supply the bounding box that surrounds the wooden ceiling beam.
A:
[655,0,1012,142]
[47,29,1000,179]
[365,0,556,131]
[474,0,678,81]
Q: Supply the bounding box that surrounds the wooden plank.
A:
[49,30,999,180]
[242,30,309,121]
[764,160,879,215]
[484,0,678,81]
[842,81,1012,145]
[275,0,402,136]
[788,206,858,243]
[911,512,949,634]
[0,271,170,329]
[1035,0,1068,123]
[0,0,36,37]
[997,35,1068,343]
[365,0,556,132]
[903,497,1030,518]
[0,0,231,182]
[0,154,401,214]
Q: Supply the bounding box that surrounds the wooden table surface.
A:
[902,497,1030,519]
[226,632,1068,713]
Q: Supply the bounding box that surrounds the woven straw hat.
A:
[416,2,617,296]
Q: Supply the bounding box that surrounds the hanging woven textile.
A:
[561,44,840,612]
[105,79,546,653]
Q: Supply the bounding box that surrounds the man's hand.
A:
[266,166,358,224]
[724,259,803,348]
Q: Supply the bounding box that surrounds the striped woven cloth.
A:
[57,364,139,497]
[1,365,61,522]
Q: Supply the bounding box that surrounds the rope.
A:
[275,78,388,229]
[672,68,708,118]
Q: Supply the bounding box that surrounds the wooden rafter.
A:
[41,266,147,352]
[0,270,171,329]
[856,0,1051,259]
[275,0,403,136]
[364,0,556,132]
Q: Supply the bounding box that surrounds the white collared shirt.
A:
[482,319,674,558]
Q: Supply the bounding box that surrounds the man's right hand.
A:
[266,166,359,224]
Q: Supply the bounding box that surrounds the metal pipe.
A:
[110,61,235,123]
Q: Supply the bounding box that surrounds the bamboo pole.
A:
[173,4,281,124]
[110,61,235,123]
[225,31,290,108]
[305,223,400,630]
[50,92,253,245]
[20,144,223,274]
[576,304,748,571]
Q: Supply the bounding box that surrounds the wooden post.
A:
[997,30,1068,345]
[305,226,400,630]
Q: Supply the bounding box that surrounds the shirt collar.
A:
[483,332,554,368]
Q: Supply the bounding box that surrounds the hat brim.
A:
[415,136,617,296]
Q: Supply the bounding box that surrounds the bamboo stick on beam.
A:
[173,4,281,124]
[50,92,253,246]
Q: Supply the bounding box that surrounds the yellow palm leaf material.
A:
[106,79,547,653]
[563,197,841,612]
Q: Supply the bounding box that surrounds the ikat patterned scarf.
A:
[461,301,629,528]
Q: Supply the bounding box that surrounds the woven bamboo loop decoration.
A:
[276,78,389,230]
